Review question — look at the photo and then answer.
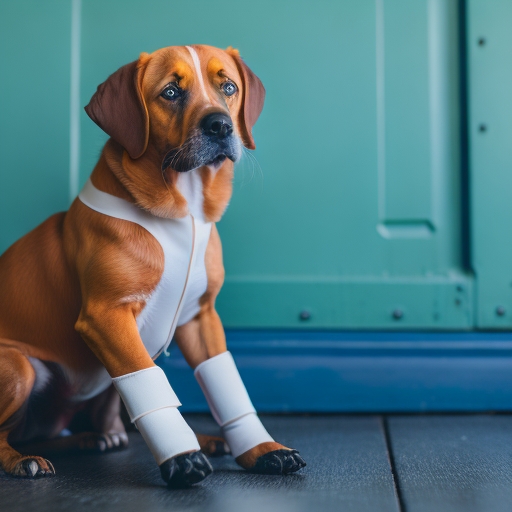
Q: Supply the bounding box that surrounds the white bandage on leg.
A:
[112,366,200,465]
[194,352,274,458]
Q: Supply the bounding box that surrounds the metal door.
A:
[4,1,511,331]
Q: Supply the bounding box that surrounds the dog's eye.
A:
[161,84,181,100]
[222,81,237,97]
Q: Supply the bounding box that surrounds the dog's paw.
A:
[247,449,306,475]
[196,434,230,457]
[78,432,129,453]
[159,451,213,488]
[11,457,55,478]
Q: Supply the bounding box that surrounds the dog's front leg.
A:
[75,304,212,487]
[174,226,306,475]
[176,313,306,475]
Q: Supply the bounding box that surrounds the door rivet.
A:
[496,306,506,317]
[478,123,487,133]
[299,310,311,321]
[478,37,486,46]
[392,309,403,320]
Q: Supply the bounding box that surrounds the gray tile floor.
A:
[1,414,512,512]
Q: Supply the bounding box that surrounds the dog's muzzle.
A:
[162,113,241,173]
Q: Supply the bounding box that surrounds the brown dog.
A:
[0,45,305,487]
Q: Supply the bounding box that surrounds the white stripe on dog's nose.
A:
[186,45,210,103]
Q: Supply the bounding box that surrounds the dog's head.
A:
[85,45,265,219]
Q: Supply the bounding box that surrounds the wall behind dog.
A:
[1,0,512,331]
[0,1,72,254]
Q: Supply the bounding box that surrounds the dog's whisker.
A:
[235,149,251,189]
[163,135,201,172]
[242,148,254,185]
[166,141,191,170]
[238,147,263,189]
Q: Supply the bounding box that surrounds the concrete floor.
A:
[1,414,512,512]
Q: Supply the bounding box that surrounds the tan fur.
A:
[196,434,229,457]
[236,442,290,469]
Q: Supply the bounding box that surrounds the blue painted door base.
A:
[158,330,512,413]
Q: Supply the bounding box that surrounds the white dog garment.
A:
[194,351,274,458]
[113,366,200,464]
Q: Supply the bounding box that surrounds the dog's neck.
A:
[90,139,234,222]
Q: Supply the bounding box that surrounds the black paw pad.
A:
[248,449,306,475]
[160,451,213,488]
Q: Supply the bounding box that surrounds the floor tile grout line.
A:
[381,416,406,512]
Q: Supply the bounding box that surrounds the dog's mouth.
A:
[162,136,241,173]
[205,154,228,168]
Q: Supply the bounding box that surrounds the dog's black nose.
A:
[201,113,233,139]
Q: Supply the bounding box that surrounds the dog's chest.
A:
[78,178,212,365]
[135,214,211,358]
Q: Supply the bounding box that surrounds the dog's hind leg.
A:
[196,434,230,457]
[0,345,55,477]
[68,384,129,452]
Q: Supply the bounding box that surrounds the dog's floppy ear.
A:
[85,54,150,159]
[226,48,265,150]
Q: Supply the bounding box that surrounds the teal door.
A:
[78,0,470,329]
[1,0,511,331]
